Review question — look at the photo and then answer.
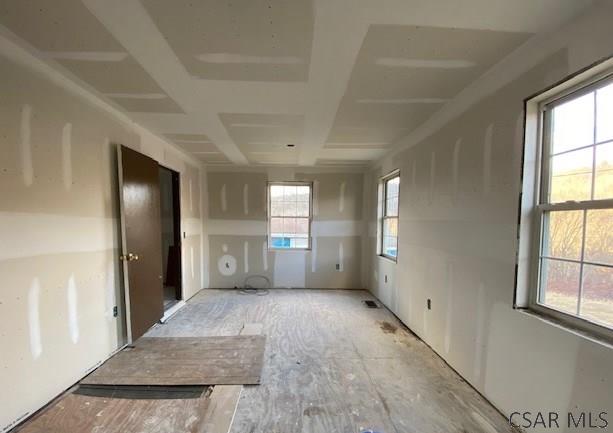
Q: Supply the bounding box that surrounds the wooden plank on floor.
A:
[14,388,210,433]
[201,323,262,433]
[81,336,266,386]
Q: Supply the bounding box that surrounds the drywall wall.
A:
[366,2,613,432]
[0,41,204,431]
[204,166,364,289]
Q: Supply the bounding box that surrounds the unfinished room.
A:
[1,0,612,432]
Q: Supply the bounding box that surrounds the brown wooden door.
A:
[118,145,164,341]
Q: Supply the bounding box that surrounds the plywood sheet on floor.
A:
[81,336,266,386]
[145,289,516,433]
[14,387,210,433]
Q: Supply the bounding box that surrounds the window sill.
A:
[378,254,397,263]
[515,307,613,349]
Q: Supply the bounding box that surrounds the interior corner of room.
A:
[1,1,612,432]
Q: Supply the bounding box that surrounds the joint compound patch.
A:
[218,254,237,276]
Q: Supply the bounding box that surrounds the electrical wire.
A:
[239,275,270,296]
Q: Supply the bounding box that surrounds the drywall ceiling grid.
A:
[0,0,593,166]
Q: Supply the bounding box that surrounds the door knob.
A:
[120,253,139,261]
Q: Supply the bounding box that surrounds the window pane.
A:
[296,218,309,235]
[542,210,583,260]
[549,147,593,202]
[585,209,613,265]
[283,218,297,235]
[270,217,284,234]
[386,176,399,198]
[296,185,310,201]
[271,237,290,248]
[283,185,297,201]
[540,258,580,315]
[291,238,309,249]
[383,218,398,238]
[383,236,397,258]
[270,185,284,202]
[580,265,613,327]
[283,201,298,217]
[596,81,613,143]
[386,197,398,216]
[551,92,594,154]
[271,201,284,216]
[296,200,309,217]
[594,141,613,200]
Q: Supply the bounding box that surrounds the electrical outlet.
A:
[427,299,432,310]
[113,306,118,317]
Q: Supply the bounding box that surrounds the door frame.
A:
[116,146,133,343]
[159,164,183,305]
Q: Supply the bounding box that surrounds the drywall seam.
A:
[67,275,79,344]
[0,28,200,166]
[429,151,436,204]
[244,241,249,273]
[444,262,453,354]
[372,1,608,168]
[452,138,462,201]
[262,241,268,271]
[483,124,494,196]
[206,219,363,236]
[0,213,115,260]
[27,278,42,359]
[221,184,227,212]
[190,246,195,280]
[243,184,249,215]
[189,178,194,213]
[61,123,72,190]
[311,237,317,272]
[339,181,346,213]
[20,104,33,186]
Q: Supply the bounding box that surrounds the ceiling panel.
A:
[326,24,533,150]
[0,0,183,114]
[219,113,303,164]
[142,0,314,82]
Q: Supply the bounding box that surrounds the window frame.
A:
[267,181,313,251]
[522,64,613,342]
[379,170,400,262]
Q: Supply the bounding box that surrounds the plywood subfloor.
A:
[81,336,265,386]
[146,289,517,433]
[13,386,211,433]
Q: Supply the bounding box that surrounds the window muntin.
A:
[381,173,399,260]
[536,76,613,330]
[268,182,312,249]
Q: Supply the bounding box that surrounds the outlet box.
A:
[384,275,388,283]
[113,306,118,317]
[427,299,432,310]
[335,264,340,270]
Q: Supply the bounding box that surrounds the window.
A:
[380,172,400,260]
[521,64,613,338]
[268,182,312,249]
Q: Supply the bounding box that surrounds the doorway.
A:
[159,166,182,311]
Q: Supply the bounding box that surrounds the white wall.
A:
[0,34,204,432]
[366,2,613,431]
[202,165,365,289]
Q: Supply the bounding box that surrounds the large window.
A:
[268,182,312,249]
[526,69,613,336]
[381,172,400,260]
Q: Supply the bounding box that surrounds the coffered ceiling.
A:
[0,0,593,166]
